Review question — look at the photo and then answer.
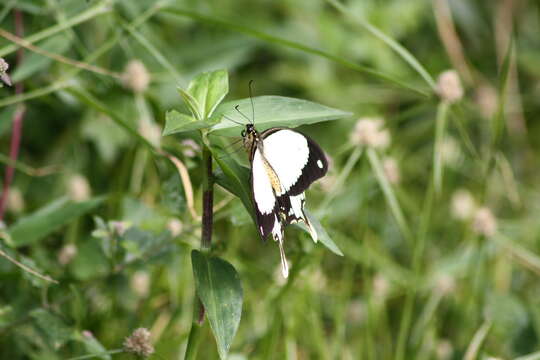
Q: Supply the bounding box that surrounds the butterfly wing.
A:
[249,128,328,277]
[260,128,328,239]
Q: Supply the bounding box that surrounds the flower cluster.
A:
[123,328,154,358]
[122,60,150,93]
[436,70,463,104]
[450,189,497,237]
[350,117,391,149]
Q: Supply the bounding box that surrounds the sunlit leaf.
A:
[209,96,351,136]
[162,110,216,136]
[187,69,229,119]
[191,250,242,360]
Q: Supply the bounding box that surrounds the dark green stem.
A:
[201,144,213,251]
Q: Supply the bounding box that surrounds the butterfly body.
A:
[242,124,328,277]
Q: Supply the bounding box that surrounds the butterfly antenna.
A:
[248,80,255,125]
[222,114,244,126]
[235,105,252,124]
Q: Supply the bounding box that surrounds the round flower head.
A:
[472,207,497,237]
[167,218,183,237]
[123,328,154,358]
[122,60,150,93]
[451,189,476,220]
[0,58,11,86]
[437,70,463,104]
[67,174,91,202]
[58,244,77,265]
[350,117,391,149]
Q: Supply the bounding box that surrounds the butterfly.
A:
[236,113,329,278]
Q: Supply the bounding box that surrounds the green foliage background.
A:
[1,0,540,359]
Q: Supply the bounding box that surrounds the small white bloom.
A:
[440,137,462,167]
[110,221,130,236]
[435,274,456,295]
[373,273,390,300]
[437,70,463,104]
[67,174,91,202]
[382,157,400,184]
[6,187,25,214]
[58,244,77,265]
[473,207,497,237]
[131,271,150,297]
[451,189,476,220]
[123,328,154,358]
[350,117,391,149]
[167,218,183,237]
[436,339,453,360]
[122,60,150,93]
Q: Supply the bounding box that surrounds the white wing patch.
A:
[252,149,276,214]
[262,130,309,195]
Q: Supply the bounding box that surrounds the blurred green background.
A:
[1,0,540,359]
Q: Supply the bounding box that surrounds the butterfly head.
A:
[242,123,258,152]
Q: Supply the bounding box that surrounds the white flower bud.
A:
[67,174,91,202]
[473,207,497,237]
[350,117,391,149]
[382,157,400,184]
[167,218,183,237]
[373,273,390,300]
[123,328,154,358]
[58,244,77,265]
[130,271,150,297]
[451,189,476,220]
[435,274,456,295]
[7,187,25,214]
[437,70,463,104]
[122,60,150,93]
[440,137,462,167]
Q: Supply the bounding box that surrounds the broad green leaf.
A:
[187,69,229,119]
[11,34,72,82]
[8,196,105,247]
[162,110,216,136]
[211,146,255,223]
[209,96,352,137]
[178,88,203,121]
[191,250,242,360]
[30,309,73,349]
[304,209,343,256]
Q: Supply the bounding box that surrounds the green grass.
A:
[1,0,540,359]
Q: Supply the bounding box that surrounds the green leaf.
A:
[8,196,105,248]
[211,146,255,223]
[191,250,243,360]
[30,309,73,349]
[162,110,216,136]
[178,88,203,121]
[209,96,352,137]
[187,69,229,119]
[304,209,343,256]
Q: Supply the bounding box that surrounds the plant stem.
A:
[65,349,123,360]
[0,9,25,221]
[201,143,214,251]
[184,137,214,359]
[433,102,449,195]
[184,299,205,360]
[367,148,412,241]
